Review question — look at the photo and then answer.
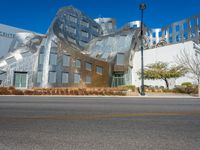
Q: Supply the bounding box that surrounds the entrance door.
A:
[14,72,28,88]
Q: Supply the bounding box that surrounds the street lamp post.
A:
[139,3,146,96]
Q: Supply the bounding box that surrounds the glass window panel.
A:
[176,25,180,32]
[96,66,103,75]
[116,53,124,65]
[85,75,91,84]
[69,15,77,23]
[81,30,89,38]
[62,73,69,83]
[14,72,27,88]
[183,23,188,30]
[75,59,81,68]
[49,53,57,65]
[80,20,89,27]
[66,26,76,34]
[37,72,42,83]
[79,41,87,47]
[48,72,56,83]
[85,62,92,71]
[39,54,44,65]
[92,26,98,32]
[63,55,70,66]
[14,73,21,88]
[152,32,156,38]
[21,74,27,88]
[67,37,76,44]
[74,73,80,83]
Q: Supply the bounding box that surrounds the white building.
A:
[133,41,199,88]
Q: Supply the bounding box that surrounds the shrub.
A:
[173,85,197,94]
[0,87,11,95]
[181,82,192,87]
[12,89,24,95]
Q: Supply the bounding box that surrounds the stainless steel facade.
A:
[0,6,199,88]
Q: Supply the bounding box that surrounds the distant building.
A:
[0,6,199,89]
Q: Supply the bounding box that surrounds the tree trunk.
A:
[198,84,200,97]
[164,78,169,89]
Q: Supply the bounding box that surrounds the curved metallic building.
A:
[0,6,199,88]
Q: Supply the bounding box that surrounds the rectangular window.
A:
[79,41,87,47]
[184,32,188,40]
[62,72,69,83]
[190,19,196,28]
[116,53,124,65]
[67,37,76,44]
[152,32,156,38]
[63,55,70,66]
[91,34,96,39]
[74,73,80,83]
[66,26,76,34]
[159,31,162,37]
[85,75,91,84]
[69,15,77,23]
[176,25,180,32]
[169,27,172,34]
[49,53,57,65]
[80,20,89,27]
[92,26,99,32]
[39,54,44,64]
[85,62,92,71]
[96,66,103,75]
[37,72,42,83]
[81,30,89,38]
[48,72,56,83]
[75,59,81,68]
[183,22,188,30]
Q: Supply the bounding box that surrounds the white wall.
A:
[132,41,195,88]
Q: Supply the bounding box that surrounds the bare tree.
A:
[176,49,200,97]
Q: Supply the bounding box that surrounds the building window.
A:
[96,66,103,75]
[81,30,89,38]
[80,20,89,27]
[63,55,70,66]
[14,72,27,88]
[85,62,92,71]
[183,23,188,30]
[75,59,81,68]
[49,53,57,65]
[85,75,91,84]
[190,19,196,28]
[152,32,156,38]
[91,34,96,39]
[48,72,56,83]
[184,32,188,40]
[66,26,76,34]
[74,73,80,83]
[69,15,77,23]
[92,26,99,32]
[79,41,87,47]
[176,25,180,32]
[62,72,69,83]
[116,53,124,65]
[67,37,76,44]
[169,36,173,43]
[39,53,44,65]
[37,72,42,83]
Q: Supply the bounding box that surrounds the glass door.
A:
[14,72,28,88]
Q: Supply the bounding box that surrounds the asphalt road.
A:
[0,96,200,150]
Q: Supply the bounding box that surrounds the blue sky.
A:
[1,0,200,33]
